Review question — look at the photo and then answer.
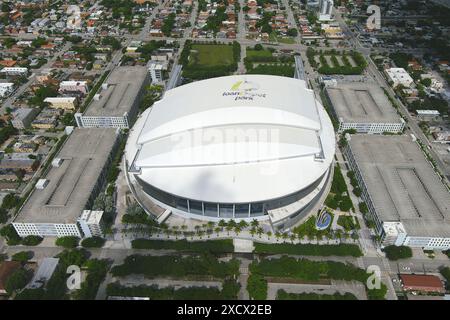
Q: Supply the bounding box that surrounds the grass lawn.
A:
[189,44,234,66]
[246,48,273,59]
[277,36,296,44]
[268,32,296,44]
[337,215,360,231]
[269,32,278,42]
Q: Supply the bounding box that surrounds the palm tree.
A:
[181,224,188,231]
[275,232,281,241]
[226,224,233,235]
[251,219,259,228]
[266,231,272,239]
[257,227,263,238]
[214,226,222,237]
[207,221,215,229]
[218,219,227,227]
[238,220,249,229]
[281,233,288,242]
[250,228,256,237]
[290,234,296,243]
[227,220,237,228]
[234,226,241,235]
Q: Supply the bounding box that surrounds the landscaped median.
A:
[131,239,234,253]
[111,254,240,280]
[253,242,363,257]
[106,280,240,300]
[130,239,363,257]
[107,253,241,300]
[276,289,357,300]
[247,256,387,300]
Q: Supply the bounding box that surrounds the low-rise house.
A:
[0,60,17,67]
[31,109,61,130]
[0,67,28,76]
[400,274,445,294]
[416,110,440,121]
[0,83,14,97]
[432,130,450,143]
[59,81,89,95]
[11,108,40,129]
[93,60,104,70]
[420,73,444,93]
[13,141,37,153]
[0,153,38,172]
[43,97,77,110]
[385,67,414,88]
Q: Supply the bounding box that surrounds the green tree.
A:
[359,202,368,214]
[287,28,298,37]
[0,224,22,245]
[12,251,34,263]
[0,208,8,224]
[81,237,106,248]
[247,273,267,300]
[5,269,31,294]
[421,77,432,87]
[21,236,43,246]
[2,193,20,209]
[254,44,263,51]
[55,236,80,248]
[383,245,413,260]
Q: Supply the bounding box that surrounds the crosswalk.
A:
[239,267,248,275]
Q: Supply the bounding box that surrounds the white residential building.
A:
[16,40,32,47]
[420,73,444,92]
[11,108,40,129]
[318,0,333,21]
[416,109,440,121]
[44,97,77,110]
[59,81,89,95]
[0,67,28,76]
[0,82,14,97]
[148,62,166,83]
[77,210,104,237]
[385,68,414,88]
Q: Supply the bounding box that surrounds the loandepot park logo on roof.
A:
[222,79,267,101]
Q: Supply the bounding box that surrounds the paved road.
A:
[237,43,247,74]
[280,0,301,44]
[237,0,246,41]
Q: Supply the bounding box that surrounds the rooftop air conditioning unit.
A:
[52,158,62,167]
[36,179,49,190]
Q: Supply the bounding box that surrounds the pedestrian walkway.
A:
[233,239,254,253]
[237,257,251,300]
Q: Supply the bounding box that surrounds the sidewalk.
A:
[335,148,380,257]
